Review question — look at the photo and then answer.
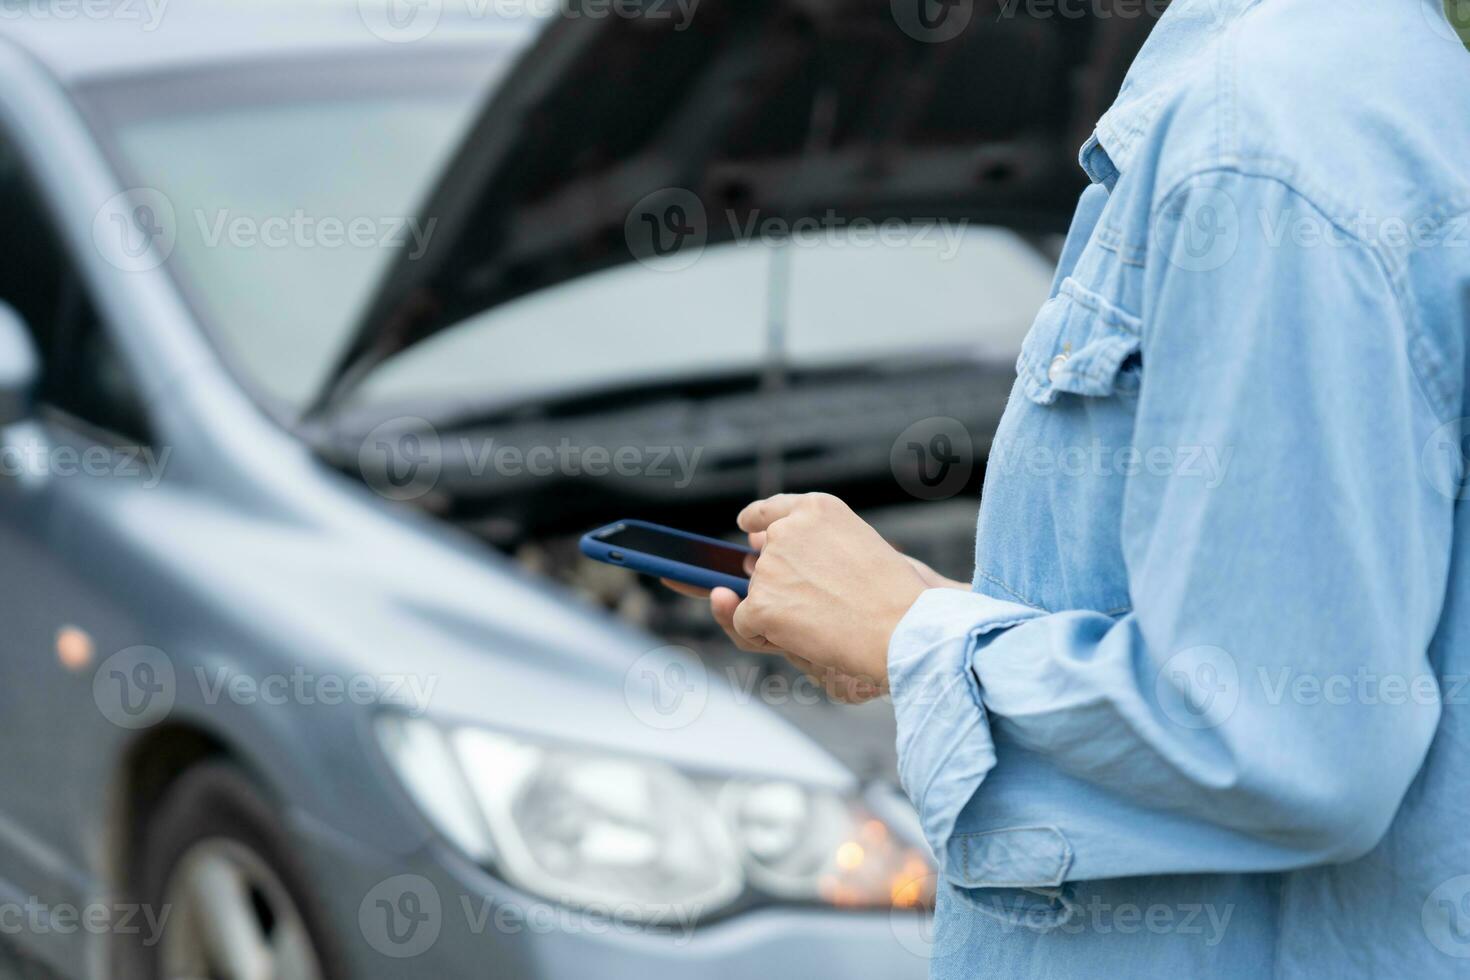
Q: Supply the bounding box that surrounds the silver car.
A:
[0,2,1145,977]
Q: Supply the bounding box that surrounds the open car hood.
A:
[313,0,1150,413]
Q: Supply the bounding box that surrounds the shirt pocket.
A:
[975,273,1142,617]
[1015,276,1142,406]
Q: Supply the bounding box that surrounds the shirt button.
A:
[1048,353,1069,383]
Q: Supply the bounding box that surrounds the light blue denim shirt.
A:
[887,1,1470,975]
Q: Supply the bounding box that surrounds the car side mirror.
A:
[0,301,38,427]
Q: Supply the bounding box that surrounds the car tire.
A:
[125,761,345,980]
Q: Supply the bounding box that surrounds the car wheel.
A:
[131,762,342,980]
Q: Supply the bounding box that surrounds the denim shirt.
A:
[887,1,1470,975]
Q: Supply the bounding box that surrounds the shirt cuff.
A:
[887,588,1045,877]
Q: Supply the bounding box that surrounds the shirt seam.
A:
[974,571,1047,611]
[1152,163,1455,420]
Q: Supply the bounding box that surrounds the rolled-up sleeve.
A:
[890,170,1454,890]
[888,589,1043,869]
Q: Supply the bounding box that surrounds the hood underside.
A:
[315,0,1150,411]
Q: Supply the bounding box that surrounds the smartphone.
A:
[580,520,755,598]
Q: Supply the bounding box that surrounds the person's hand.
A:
[905,555,970,592]
[661,570,773,654]
[732,492,928,691]
[662,575,885,703]
[661,496,963,701]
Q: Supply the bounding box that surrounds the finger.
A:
[710,587,741,625]
[784,653,817,674]
[737,494,804,533]
[660,578,712,599]
[729,592,775,648]
[843,676,884,703]
[786,658,831,694]
[778,654,876,704]
[781,653,825,683]
[728,628,782,655]
[742,552,758,576]
[825,675,880,705]
[821,664,883,704]
[788,658,857,703]
[712,588,782,654]
[746,531,766,553]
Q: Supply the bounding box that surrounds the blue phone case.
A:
[580,520,754,598]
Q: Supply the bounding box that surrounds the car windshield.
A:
[80,51,510,411]
[82,51,1055,418]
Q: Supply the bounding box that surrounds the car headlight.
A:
[716,779,933,910]
[453,726,746,919]
[375,716,934,922]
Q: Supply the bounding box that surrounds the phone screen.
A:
[598,525,752,578]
